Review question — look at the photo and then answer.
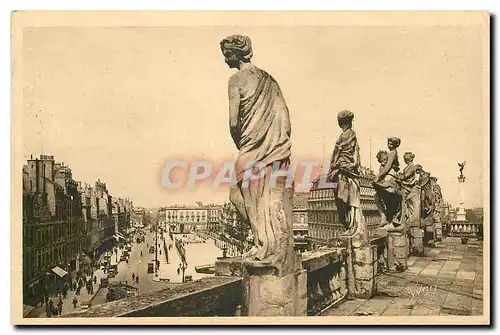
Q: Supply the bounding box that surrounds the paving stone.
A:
[456,271,476,281]
[407,267,424,274]
[441,261,461,270]
[382,306,412,316]
[413,259,432,267]
[420,289,448,306]
[420,267,440,276]
[471,299,484,316]
[443,293,472,315]
[407,258,418,267]
[321,299,363,316]
[410,303,441,316]
[437,270,457,278]
[390,297,414,307]
[353,297,392,316]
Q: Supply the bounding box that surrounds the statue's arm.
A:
[228,75,241,149]
[401,165,415,180]
[375,150,395,181]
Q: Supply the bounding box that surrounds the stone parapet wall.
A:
[62,277,243,318]
[301,248,347,315]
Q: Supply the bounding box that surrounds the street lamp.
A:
[179,260,188,283]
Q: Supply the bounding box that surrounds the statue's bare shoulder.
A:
[228,64,262,100]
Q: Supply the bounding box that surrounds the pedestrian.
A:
[93,276,97,284]
[136,275,139,283]
[57,298,63,315]
[72,296,78,309]
[132,273,135,281]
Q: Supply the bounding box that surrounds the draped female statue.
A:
[399,152,420,226]
[372,137,403,229]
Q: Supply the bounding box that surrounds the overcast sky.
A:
[23,25,486,208]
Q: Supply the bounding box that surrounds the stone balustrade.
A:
[62,276,243,318]
[61,235,391,318]
[301,248,347,315]
[445,222,483,238]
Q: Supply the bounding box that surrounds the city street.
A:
[156,233,223,282]
[90,230,178,307]
[26,229,227,317]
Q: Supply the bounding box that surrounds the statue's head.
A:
[415,164,423,174]
[376,150,388,165]
[220,35,253,68]
[403,152,415,164]
[387,137,401,150]
[337,110,354,128]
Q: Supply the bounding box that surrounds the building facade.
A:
[308,168,380,250]
[22,154,133,301]
[23,155,87,298]
[292,192,309,253]
[206,204,222,237]
[162,204,208,233]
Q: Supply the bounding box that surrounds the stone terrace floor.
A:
[322,237,484,317]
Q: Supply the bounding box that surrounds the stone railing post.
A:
[214,257,307,316]
[434,216,443,242]
[423,215,435,247]
[387,228,407,272]
[345,215,380,299]
[408,186,424,256]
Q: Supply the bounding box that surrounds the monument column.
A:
[456,174,467,221]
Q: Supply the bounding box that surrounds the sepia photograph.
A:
[11,11,490,325]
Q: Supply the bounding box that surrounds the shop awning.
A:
[113,233,126,240]
[51,266,68,278]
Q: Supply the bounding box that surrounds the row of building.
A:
[22,154,134,300]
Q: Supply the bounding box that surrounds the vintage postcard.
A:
[11,11,490,325]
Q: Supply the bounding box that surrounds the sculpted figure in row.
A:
[372,137,403,229]
[399,152,421,226]
[221,35,295,272]
[327,110,362,237]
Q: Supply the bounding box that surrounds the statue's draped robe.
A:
[401,162,420,226]
[419,171,434,219]
[235,70,293,266]
[430,178,443,221]
[328,128,361,230]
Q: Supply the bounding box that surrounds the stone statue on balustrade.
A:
[221,34,295,275]
[399,152,421,227]
[430,176,444,221]
[327,110,362,238]
[372,137,403,230]
[415,164,434,221]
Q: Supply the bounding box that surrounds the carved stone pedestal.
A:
[350,243,378,299]
[387,228,408,272]
[405,228,411,257]
[423,216,435,247]
[435,220,443,242]
[215,258,307,316]
[409,227,425,257]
